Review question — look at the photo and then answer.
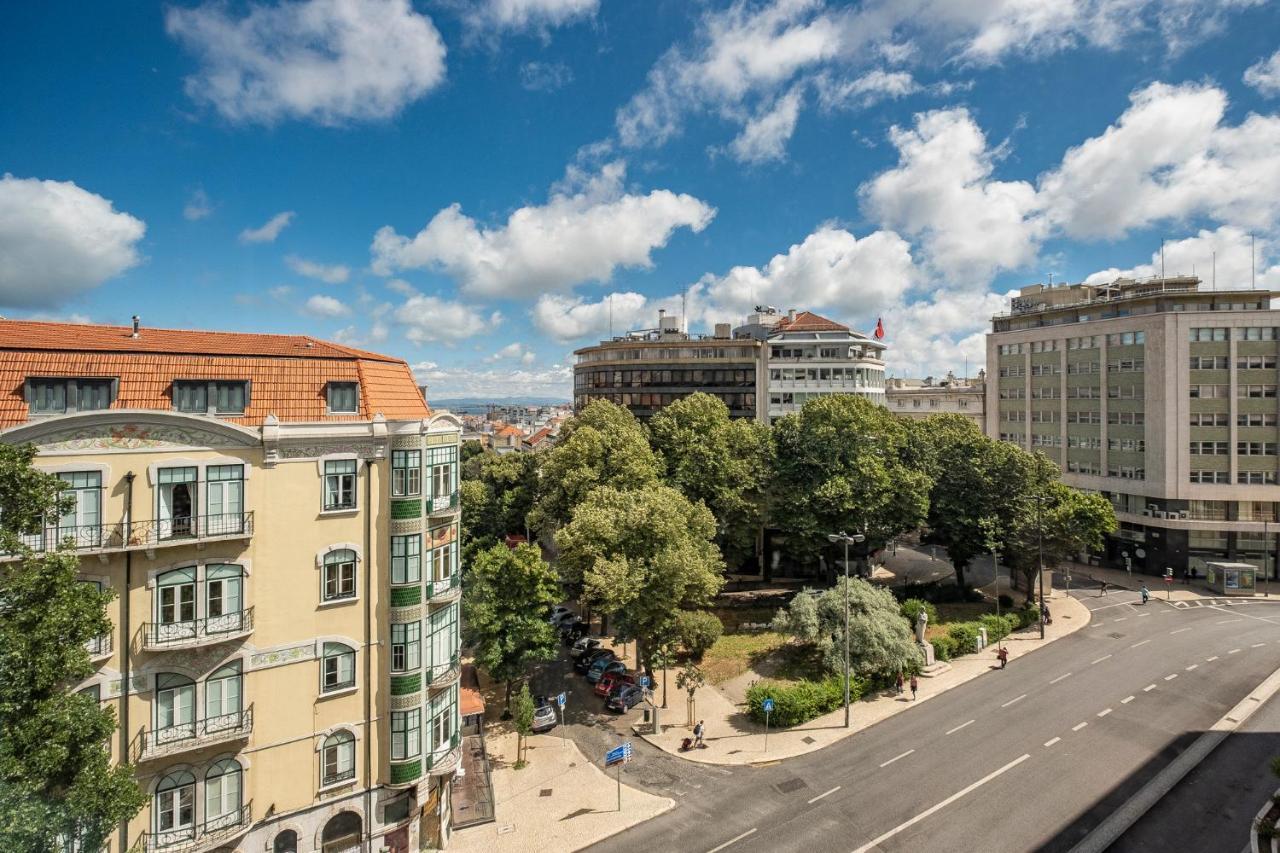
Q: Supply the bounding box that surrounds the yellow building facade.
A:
[0,319,463,853]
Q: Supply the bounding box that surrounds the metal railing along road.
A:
[132,706,253,763]
[137,801,252,852]
[142,607,254,650]
[12,512,253,556]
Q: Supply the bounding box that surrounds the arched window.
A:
[321,811,362,853]
[204,662,242,730]
[205,758,243,828]
[154,673,195,745]
[156,567,197,642]
[154,769,196,843]
[273,829,299,853]
[322,550,357,602]
[322,731,356,786]
[321,643,355,692]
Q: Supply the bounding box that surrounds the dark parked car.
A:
[586,658,627,684]
[570,637,603,659]
[560,620,589,643]
[532,696,558,733]
[606,684,645,712]
[574,648,615,674]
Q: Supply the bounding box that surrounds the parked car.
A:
[586,657,627,684]
[574,648,615,674]
[548,606,573,624]
[532,696,558,733]
[570,637,603,659]
[560,620,589,643]
[594,671,636,697]
[550,610,578,628]
[606,684,645,713]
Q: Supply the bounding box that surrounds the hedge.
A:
[930,635,958,661]
[946,622,981,654]
[745,675,865,727]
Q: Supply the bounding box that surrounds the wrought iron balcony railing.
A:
[10,512,253,557]
[86,632,112,659]
[131,706,253,763]
[141,607,254,651]
[322,765,357,788]
[137,801,252,852]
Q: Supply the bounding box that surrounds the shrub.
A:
[980,613,1021,642]
[1018,605,1040,628]
[947,622,981,654]
[675,610,724,661]
[931,635,957,662]
[900,598,938,630]
[745,675,864,727]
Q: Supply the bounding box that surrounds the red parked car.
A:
[594,671,636,697]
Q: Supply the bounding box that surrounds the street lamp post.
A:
[992,543,1003,653]
[827,531,866,728]
[1034,495,1047,640]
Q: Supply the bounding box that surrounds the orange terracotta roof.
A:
[772,311,850,333]
[459,665,485,717]
[496,425,524,437]
[525,428,554,445]
[0,319,429,428]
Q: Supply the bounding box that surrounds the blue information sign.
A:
[762,698,775,713]
[639,675,651,689]
[557,692,566,708]
[604,742,633,767]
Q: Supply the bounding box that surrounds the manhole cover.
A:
[802,736,816,744]
[775,778,808,794]
[540,789,553,797]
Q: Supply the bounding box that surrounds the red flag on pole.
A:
[874,317,885,339]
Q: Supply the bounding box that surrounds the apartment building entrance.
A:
[320,811,362,853]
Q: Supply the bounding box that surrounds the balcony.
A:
[427,492,459,515]
[426,573,462,602]
[425,652,461,688]
[137,801,252,852]
[141,608,254,652]
[132,706,253,763]
[87,632,113,661]
[10,512,254,558]
[427,734,463,775]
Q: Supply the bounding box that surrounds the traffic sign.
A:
[762,698,774,713]
[557,692,566,708]
[639,675,651,689]
[604,742,633,767]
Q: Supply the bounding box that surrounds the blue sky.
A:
[2,0,1280,399]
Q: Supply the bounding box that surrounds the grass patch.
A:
[701,632,789,684]
[925,601,999,641]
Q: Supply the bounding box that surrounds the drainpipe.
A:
[119,472,134,853]
[363,459,374,852]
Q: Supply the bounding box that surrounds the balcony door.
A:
[204,662,242,733]
[154,770,196,844]
[204,759,243,831]
[57,471,101,548]
[155,673,195,744]
[158,467,197,539]
[156,568,197,643]
[205,565,244,634]
[206,465,244,535]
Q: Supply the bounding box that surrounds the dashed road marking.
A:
[1253,643,1266,648]
[1121,696,1135,704]
[880,749,915,768]
[1114,617,1128,622]
[1164,674,1178,681]
[1050,673,1072,685]
[1186,664,1199,671]
[707,828,757,853]
[1170,628,1192,635]
[1144,684,1157,692]
[1098,708,1113,717]
[1217,619,1243,625]
[1229,649,1242,654]
[1130,640,1151,649]
[1091,655,1112,665]
[808,786,841,805]
[1044,737,1061,747]
[946,720,975,735]
[1073,722,1089,731]
[1002,694,1027,708]
[1207,656,1220,662]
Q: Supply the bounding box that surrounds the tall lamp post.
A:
[1032,494,1048,640]
[828,531,866,728]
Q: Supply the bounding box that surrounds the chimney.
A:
[787,309,796,322]
[714,322,731,339]
[131,315,140,339]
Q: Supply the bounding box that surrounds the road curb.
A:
[1068,662,1280,853]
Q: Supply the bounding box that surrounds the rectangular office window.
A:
[327,382,359,414]
[1237,442,1279,456]
[1190,471,1231,484]
[324,460,357,510]
[1238,471,1279,485]
[1190,328,1229,342]
[1236,327,1280,341]
[1237,355,1279,370]
[1238,385,1278,399]
[1238,413,1279,427]
[391,450,421,497]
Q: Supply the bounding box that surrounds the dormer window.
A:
[25,377,117,415]
[327,382,358,414]
[172,380,249,415]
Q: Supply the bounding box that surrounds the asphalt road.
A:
[576,592,1280,853]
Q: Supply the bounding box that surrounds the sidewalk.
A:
[449,729,674,853]
[637,591,1091,765]
[1059,560,1280,602]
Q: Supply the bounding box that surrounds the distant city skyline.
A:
[3,1,1280,398]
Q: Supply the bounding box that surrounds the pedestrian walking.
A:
[896,671,904,695]
[996,646,1008,669]
[909,675,919,701]
[1043,602,1052,625]
[693,720,705,747]
[1140,585,1150,605]
[1099,581,1109,597]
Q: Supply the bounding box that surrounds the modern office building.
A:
[986,276,1280,579]
[886,372,987,433]
[0,318,464,853]
[572,308,884,422]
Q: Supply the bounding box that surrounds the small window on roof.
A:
[328,382,358,414]
[172,380,248,415]
[26,378,116,415]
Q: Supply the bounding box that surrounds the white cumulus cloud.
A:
[239,211,295,243]
[370,161,715,298]
[1245,49,1280,97]
[816,69,919,110]
[465,0,597,33]
[166,0,447,125]
[183,187,213,221]
[394,294,501,343]
[303,294,350,317]
[0,174,146,309]
[286,254,350,284]
[729,86,804,164]
[1084,226,1280,290]
[532,292,651,342]
[412,360,573,400]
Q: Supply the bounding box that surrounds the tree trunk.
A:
[503,679,513,719]
[759,524,770,583]
[954,561,967,590]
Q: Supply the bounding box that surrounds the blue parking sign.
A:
[762,698,774,713]
[557,692,566,708]
[639,675,651,689]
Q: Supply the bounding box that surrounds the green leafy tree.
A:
[461,543,561,715]
[771,395,931,572]
[512,683,535,767]
[0,444,144,852]
[675,662,706,727]
[648,393,773,569]
[556,484,724,675]
[1002,454,1118,602]
[528,400,659,544]
[910,414,1031,589]
[673,610,723,662]
[771,577,919,680]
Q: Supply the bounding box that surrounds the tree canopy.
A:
[649,393,773,570]
[461,542,561,711]
[555,483,724,673]
[771,577,919,679]
[460,448,539,549]
[0,443,144,851]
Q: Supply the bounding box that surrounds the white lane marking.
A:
[1050,673,1072,685]
[708,828,757,853]
[946,720,975,735]
[808,786,841,805]
[1229,649,1242,654]
[1144,684,1157,692]
[1044,737,1061,747]
[1164,674,1179,681]
[1170,628,1192,635]
[1073,722,1089,731]
[1253,643,1266,648]
[1098,708,1113,717]
[1001,693,1028,708]
[880,749,915,768]
[1114,617,1128,622]
[1217,619,1243,625]
[1137,612,1152,617]
[850,755,1031,853]
[1091,655,1112,665]
[1130,640,1151,649]
[1207,656,1220,662]
[1186,664,1199,671]
[1121,696,1135,704]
